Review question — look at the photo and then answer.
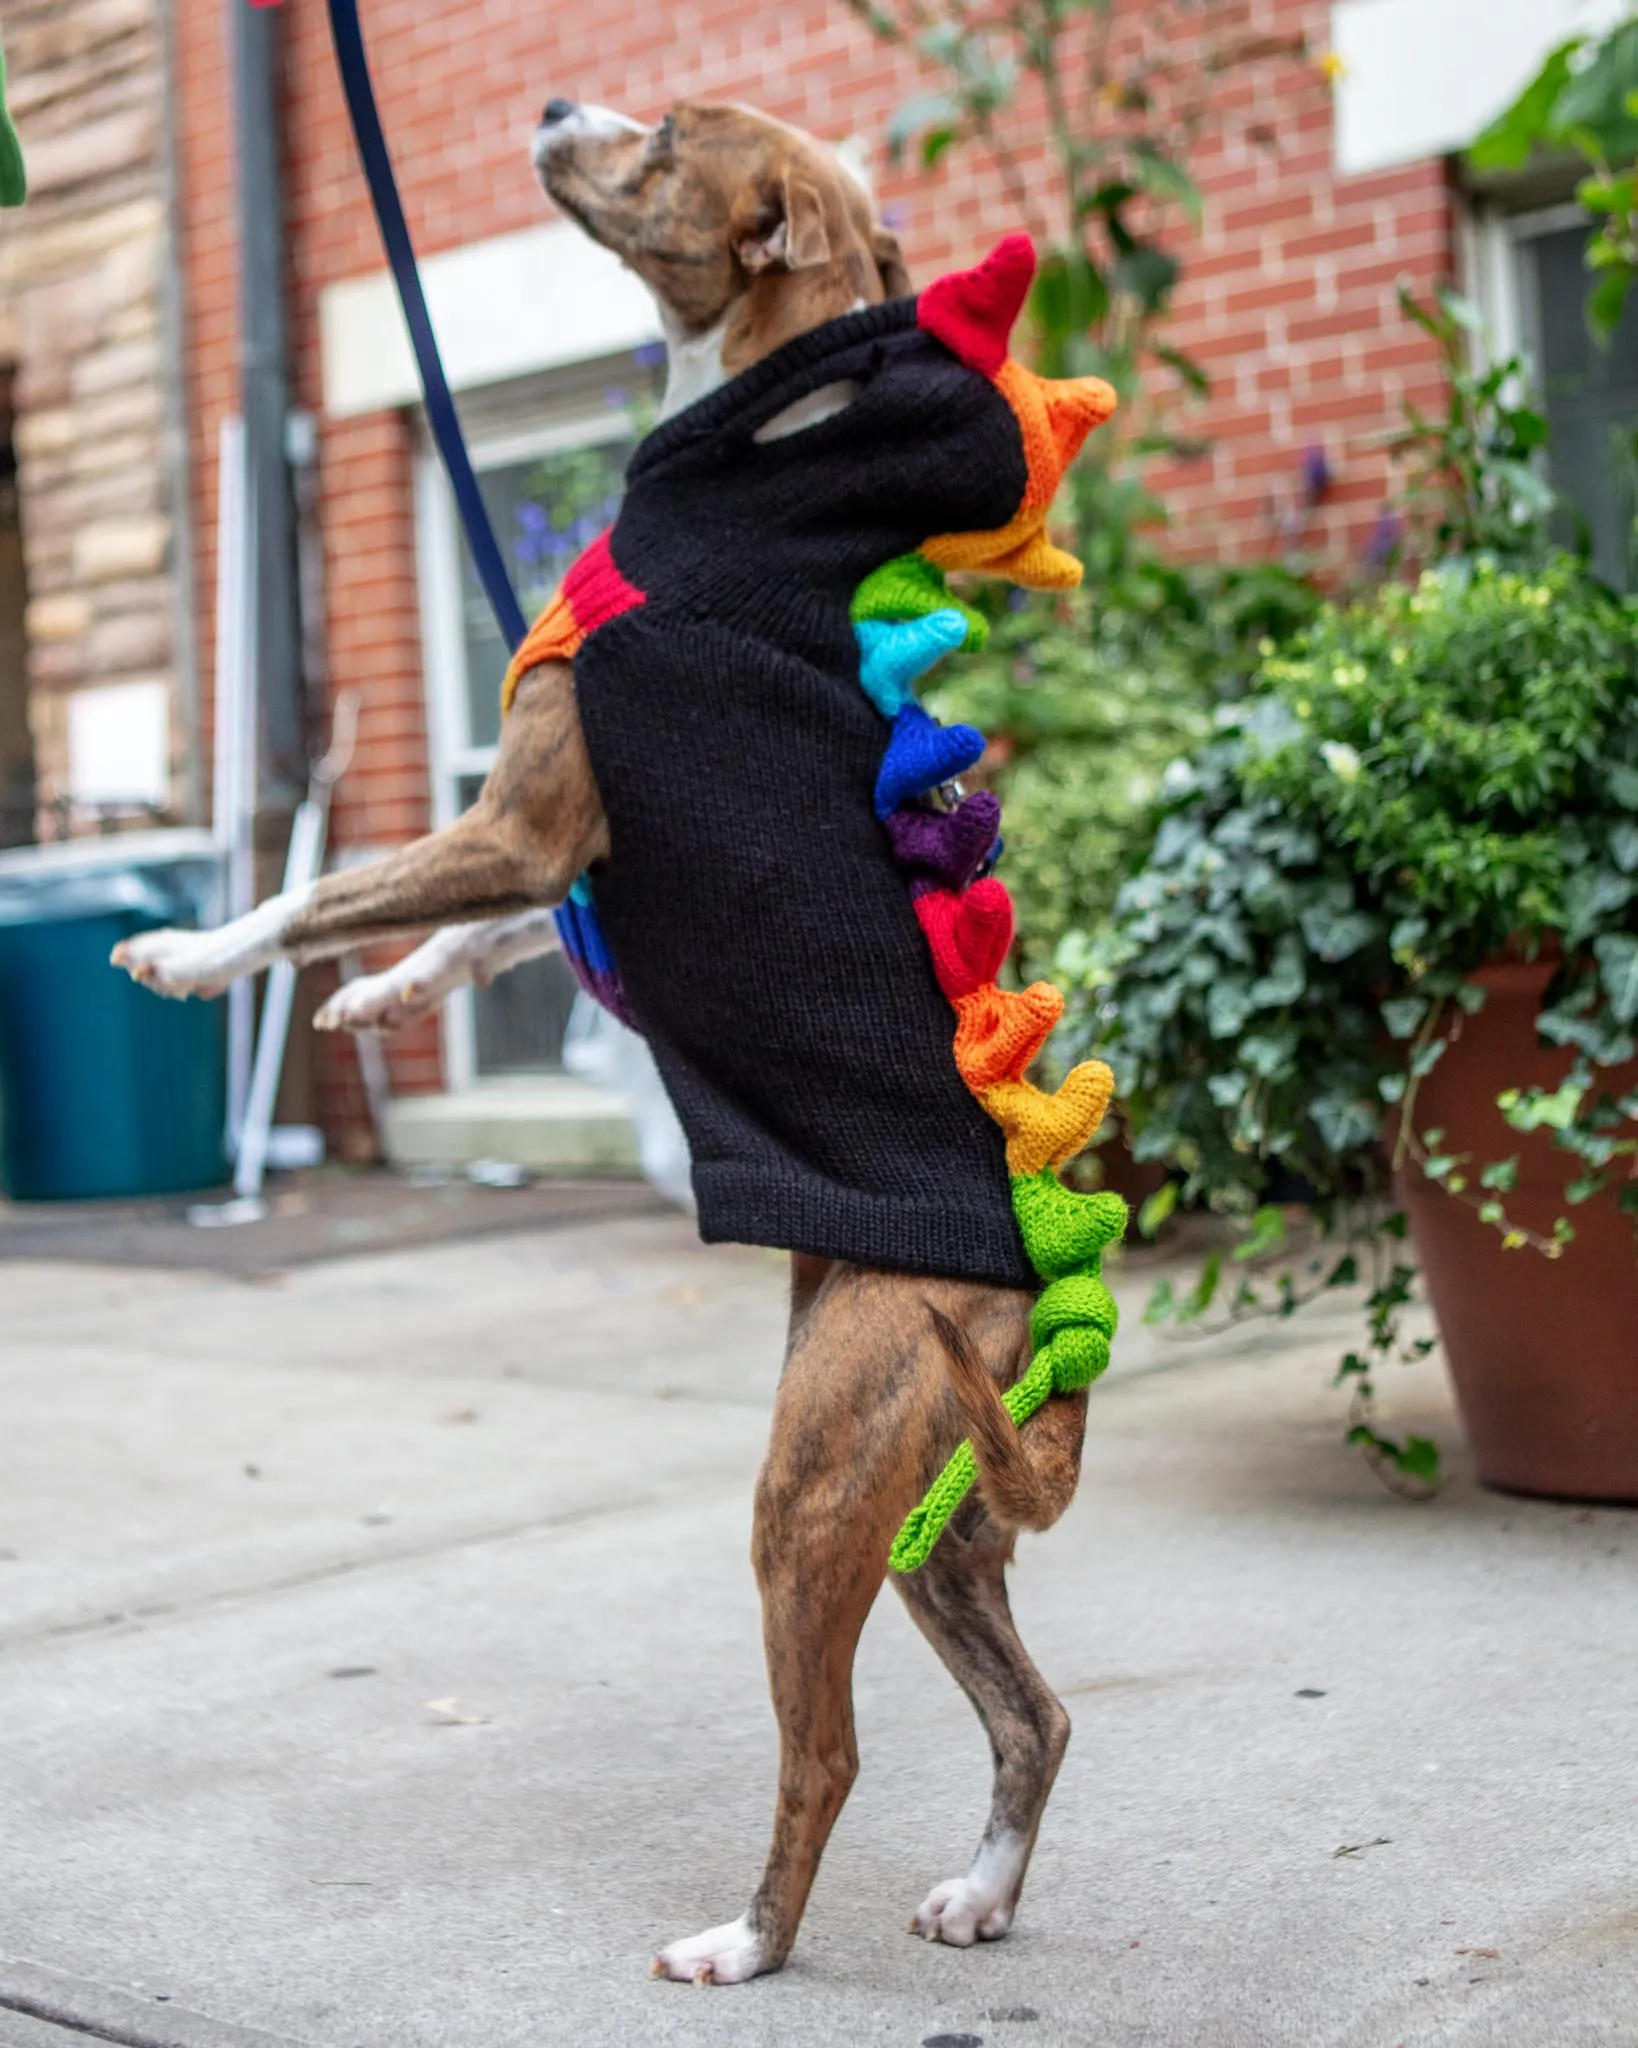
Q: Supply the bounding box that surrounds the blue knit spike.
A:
[873,703,987,821]
[854,610,971,719]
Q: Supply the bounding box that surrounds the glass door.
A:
[418,404,637,1082]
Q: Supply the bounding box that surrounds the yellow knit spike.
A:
[981,1060,1115,1176]
[921,358,1116,593]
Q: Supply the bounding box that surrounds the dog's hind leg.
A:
[650,1268,1037,1985]
[892,1471,1075,1947]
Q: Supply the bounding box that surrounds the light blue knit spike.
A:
[854,609,971,719]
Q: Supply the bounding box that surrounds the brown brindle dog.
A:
[113,99,1092,1987]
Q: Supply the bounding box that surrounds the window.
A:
[1470,203,1638,588]
[1517,215,1638,588]
[417,358,652,1083]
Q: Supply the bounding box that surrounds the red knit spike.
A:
[917,233,1037,380]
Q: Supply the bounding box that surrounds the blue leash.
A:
[320,0,620,997]
[324,0,528,654]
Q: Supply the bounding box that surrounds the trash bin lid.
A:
[0,829,223,929]
[0,828,219,880]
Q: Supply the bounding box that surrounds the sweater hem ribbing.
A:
[692,1162,1037,1292]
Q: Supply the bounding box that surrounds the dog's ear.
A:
[732,171,832,274]
[871,224,911,299]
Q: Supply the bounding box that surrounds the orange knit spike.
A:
[981,1060,1116,1176]
[1030,370,1121,468]
[952,981,1064,1093]
[921,360,1116,594]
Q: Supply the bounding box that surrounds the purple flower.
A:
[1300,444,1333,507]
[634,340,667,370]
[1363,509,1401,567]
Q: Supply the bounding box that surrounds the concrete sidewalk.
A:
[1,1215,1634,2048]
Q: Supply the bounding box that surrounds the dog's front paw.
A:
[650,1913,768,1986]
[112,928,233,1000]
[315,966,438,1035]
[910,1873,1016,1948]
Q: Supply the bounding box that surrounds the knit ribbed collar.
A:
[627,293,921,478]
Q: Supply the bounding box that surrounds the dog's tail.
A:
[925,1303,1087,1534]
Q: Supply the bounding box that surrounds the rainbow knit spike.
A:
[841,234,1129,1572]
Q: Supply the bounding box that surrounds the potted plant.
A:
[1089,543,1638,1497]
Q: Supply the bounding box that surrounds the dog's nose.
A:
[540,98,577,128]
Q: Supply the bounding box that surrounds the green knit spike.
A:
[1011,1169,1127,1277]
[0,42,26,209]
[851,550,987,648]
[1030,1270,1118,1350]
[1038,1322,1112,1392]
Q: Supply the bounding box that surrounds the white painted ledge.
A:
[1332,0,1629,177]
[383,1075,641,1176]
[319,220,662,419]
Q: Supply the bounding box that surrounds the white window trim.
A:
[1463,199,1593,378]
[414,405,636,1090]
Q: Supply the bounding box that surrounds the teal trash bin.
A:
[0,832,229,1201]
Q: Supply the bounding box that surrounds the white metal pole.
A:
[215,417,258,1157]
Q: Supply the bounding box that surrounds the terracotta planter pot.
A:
[1397,959,1638,1501]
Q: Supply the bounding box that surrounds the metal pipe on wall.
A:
[229,0,306,806]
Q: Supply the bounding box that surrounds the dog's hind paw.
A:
[650,1913,767,1985]
[911,1830,1029,1948]
[910,1873,1015,1947]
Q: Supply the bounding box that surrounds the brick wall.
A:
[169,0,1455,1150]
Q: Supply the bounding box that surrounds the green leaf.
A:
[1587,264,1635,346]
[1177,1250,1223,1322]
[920,125,958,168]
[885,90,962,160]
[1393,1436,1442,1486]
[1143,1278,1177,1326]
[1113,243,1181,313]
[1310,1094,1378,1154]
[1380,995,1429,1040]
[1129,140,1204,226]
[1480,1155,1519,1191]
[1609,821,1638,873]
[1150,339,1211,398]
[1207,979,1255,1038]
[1232,1204,1287,1262]
[1594,931,1638,1022]
[1327,1253,1359,1287]
[1298,906,1378,963]
[1467,39,1581,172]
[1138,1181,1178,1237]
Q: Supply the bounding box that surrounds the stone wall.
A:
[0,0,192,835]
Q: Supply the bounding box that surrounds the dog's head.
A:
[532,99,910,377]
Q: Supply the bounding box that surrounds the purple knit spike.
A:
[886,789,1002,891]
